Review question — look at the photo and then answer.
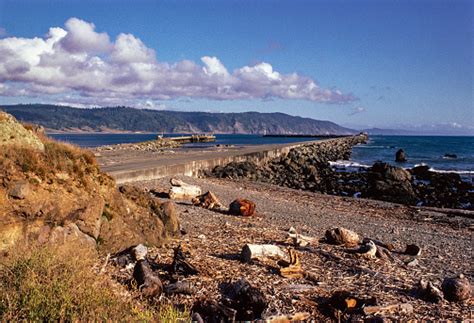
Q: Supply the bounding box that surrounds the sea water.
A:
[50,133,474,179]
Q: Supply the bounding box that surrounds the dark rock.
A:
[395,149,407,162]
[164,281,195,295]
[444,153,457,159]
[192,299,236,323]
[133,259,163,297]
[367,162,416,204]
[442,275,471,302]
[221,278,267,321]
[171,245,198,276]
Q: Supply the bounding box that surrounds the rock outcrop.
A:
[0,112,179,253]
[0,112,44,151]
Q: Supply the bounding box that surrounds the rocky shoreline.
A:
[209,135,473,210]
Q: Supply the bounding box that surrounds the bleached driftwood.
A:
[169,178,202,199]
[241,244,287,263]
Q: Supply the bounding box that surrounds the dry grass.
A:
[0,137,101,188]
[0,242,156,321]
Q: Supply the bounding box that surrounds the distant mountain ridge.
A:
[0,104,357,135]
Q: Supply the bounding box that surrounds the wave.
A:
[331,161,474,175]
[329,161,371,169]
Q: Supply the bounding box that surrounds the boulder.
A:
[157,201,180,236]
[229,199,256,217]
[442,275,471,302]
[367,162,416,204]
[395,149,407,162]
[49,223,96,252]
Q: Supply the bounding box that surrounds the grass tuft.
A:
[0,242,155,321]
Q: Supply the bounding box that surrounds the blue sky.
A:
[0,0,472,131]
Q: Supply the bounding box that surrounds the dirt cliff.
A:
[0,111,179,253]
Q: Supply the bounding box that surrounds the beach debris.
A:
[192,298,236,323]
[395,149,407,162]
[287,227,317,247]
[223,278,267,321]
[192,191,224,210]
[362,303,414,315]
[441,274,471,302]
[171,244,199,276]
[362,237,395,251]
[416,279,443,303]
[169,178,202,199]
[133,259,163,297]
[266,312,311,322]
[351,239,377,259]
[325,227,360,247]
[280,283,318,294]
[229,198,256,216]
[278,248,305,279]
[164,280,195,295]
[132,244,147,261]
[405,258,419,267]
[241,244,287,263]
[327,290,377,318]
[404,244,422,256]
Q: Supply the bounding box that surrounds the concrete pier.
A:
[98,135,367,184]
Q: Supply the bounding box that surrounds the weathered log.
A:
[442,274,471,302]
[191,191,224,210]
[133,259,163,297]
[169,178,202,199]
[229,198,256,217]
[417,279,443,303]
[325,227,360,247]
[164,281,195,295]
[404,244,422,256]
[171,245,198,276]
[347,240,377,259]
[287,227,317,247]
[227,278,267,321]
[279,249,305,279]
[241,244,287,263]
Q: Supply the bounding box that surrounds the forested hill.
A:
[1,104,356,135]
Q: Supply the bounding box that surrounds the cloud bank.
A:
[0,18,356,106]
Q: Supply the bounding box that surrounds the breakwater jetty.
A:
[98,134,367,184]
[166,134,216,143]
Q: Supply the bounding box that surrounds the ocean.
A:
[49,133,474,179]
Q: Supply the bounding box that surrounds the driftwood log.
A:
[325,227,360,247]
[241,244,287,262]
[169,178,202,199]
[192,191,225,211]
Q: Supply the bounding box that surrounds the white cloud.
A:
[348,106,366,116]
[0,17,356,106]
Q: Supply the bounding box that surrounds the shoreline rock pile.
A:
[209,135,473,210]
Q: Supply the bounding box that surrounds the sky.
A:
[0,0,472,132]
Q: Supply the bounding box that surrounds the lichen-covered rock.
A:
[0,111,44,151]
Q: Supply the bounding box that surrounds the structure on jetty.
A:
[159,134,216,143]
[263,134,351,138]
